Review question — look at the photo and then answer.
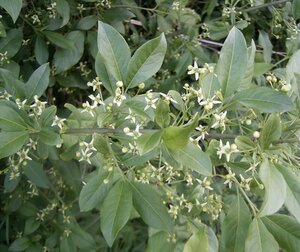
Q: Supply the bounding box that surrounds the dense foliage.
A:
[0,0,300,251]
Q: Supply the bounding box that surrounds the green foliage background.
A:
[0,0,300,251]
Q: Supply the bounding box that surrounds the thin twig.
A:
[199,39,287,56]
[240,0,290,13]
[64,128,299,144]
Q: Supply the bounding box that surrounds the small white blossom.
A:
[224,169,235,188]
[199,96,221,110]
[195,125,208,140]
[15,98,27,109]
[27,138,37,150]
[51,116,66,130]
[30,96,47,116]
[211,111,227,132]
[113,87,126,107]
[89,93,104,107]
[187,61,200,80]
[217,140,238,162]
[144,97,158,110]
[81,101,95,117]
[78,149,93,164]
[160,93,178,104]
[17,149,32,163]
[125,108,136,123]
[124,124,142,139]
[87,77,102,91]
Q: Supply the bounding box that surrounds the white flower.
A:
[199,96,221,110]
[217,140,238,162]
[160,93,178,104]
[15,98,27,109]
[125,108,136,123]
[195,125,208,140]
[30,95,47,116]
[89,93,104,107]
[113,87,126,107]
[144,97,158,110]
[81,138,97,152]
[51,115,66,130]
[124,124,142,139]
[17,149,32,162]
[187,61,200,80]
[78,149,93,164]
[27,138,37,150]
[197,177,213,190]
[211,111,227,132]
[224,169,235,188]
[87,77,102,91]
[81,101,95,117]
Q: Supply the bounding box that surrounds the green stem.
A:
[240,0,290,13]
[64,127,299,144]
[111,5,168,15]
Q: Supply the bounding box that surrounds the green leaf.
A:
[262,214,300,252]
[155,100,170,128]
[60,236,76,252]
[258,30,273,63]
[259,159,286,217]
[184,226,218,252]
[201,73,221,99]
[77,15,98,30]
[23,161,50,188]
[24,217,40,235]
[40,106,57,126]
[0,131,28,159]
[53,31,85,74]
[146,231,176,252]
[0,20,6,37]
[56,0,70,28]
[100,180,132,247]
[260,114,281,150]
[130,181,173,232]
[286,49,300,97]
[0,28,22,57]
[39,127,61,146]
[93,134,110,157]
[34,36,49,65]
[292,0,300,19]
[9,237,30,252]
[79,171,113,212]
[25,63,50,103]
[245,218,279,252]
[95,52,116,95]
[172,143,212,176]
[240,40,256,90]
[70,224,96,249]
[97,21,131,81]
[0,0,22,23]
[0,68,25,99]
[276,165,300,222]
[43,31,74,49]
[126,33,167,88]
[234,136,256,151]
[221,195,251,252]
[233,87,294,113]
[216,27,247,98]
[162,115,198,151]
[0,103,29,131]
[136,130,163,155]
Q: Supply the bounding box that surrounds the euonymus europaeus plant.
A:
[1,1,300,252]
